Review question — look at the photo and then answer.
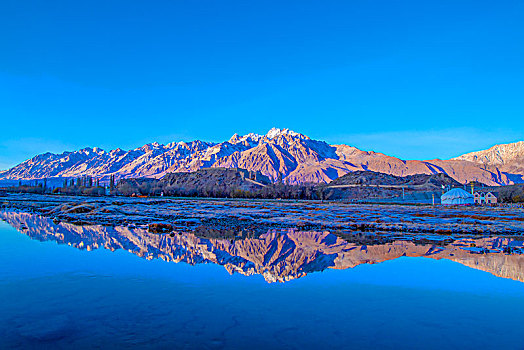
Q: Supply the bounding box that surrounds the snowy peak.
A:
[228,132,262,145]
[264,127,308,140]
[79,147,106,156]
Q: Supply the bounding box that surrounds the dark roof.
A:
[474,190,499,196]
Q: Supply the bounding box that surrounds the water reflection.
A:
[1,210,524,283]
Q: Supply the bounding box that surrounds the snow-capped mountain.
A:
[1,128,523,185]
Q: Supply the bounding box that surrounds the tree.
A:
[316,187,325,201]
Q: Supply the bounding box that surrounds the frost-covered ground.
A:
[1,193,523,237]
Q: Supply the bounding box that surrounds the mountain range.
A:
[1,128,523,186]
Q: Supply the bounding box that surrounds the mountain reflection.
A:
[2,210,524,283]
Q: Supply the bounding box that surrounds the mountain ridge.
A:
[452,141,524,181]
[1,128,523,186]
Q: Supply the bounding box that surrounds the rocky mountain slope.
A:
[453,141,524,182]
[1,128,523,185]
[117,168,271,197]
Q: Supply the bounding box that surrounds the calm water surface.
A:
[1,216,524,349]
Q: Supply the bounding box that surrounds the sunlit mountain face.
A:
[2,211,523,283]
[2,128,524,186]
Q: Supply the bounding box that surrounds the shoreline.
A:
[1,193,523,238]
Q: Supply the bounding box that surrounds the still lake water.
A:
[1,215,524,349]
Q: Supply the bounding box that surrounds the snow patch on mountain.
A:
[265,127,307,140]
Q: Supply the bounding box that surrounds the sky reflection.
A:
[2,215,524,349]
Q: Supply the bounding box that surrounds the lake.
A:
[1,210,524,349]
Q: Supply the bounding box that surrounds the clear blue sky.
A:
[1,0,523,169]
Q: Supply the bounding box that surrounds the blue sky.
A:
[1,0,523,169]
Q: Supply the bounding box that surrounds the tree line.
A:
[5,175,112,196]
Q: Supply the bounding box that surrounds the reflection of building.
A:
[474,191,498,205]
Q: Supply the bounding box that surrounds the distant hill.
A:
[161,168,270,191]
[322,171,462,200]
[1,127,523,186]
[329,171,461,190]
[117,168,272,197]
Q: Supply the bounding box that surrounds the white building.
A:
[474,191,498,204]
[441,188,474,205]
